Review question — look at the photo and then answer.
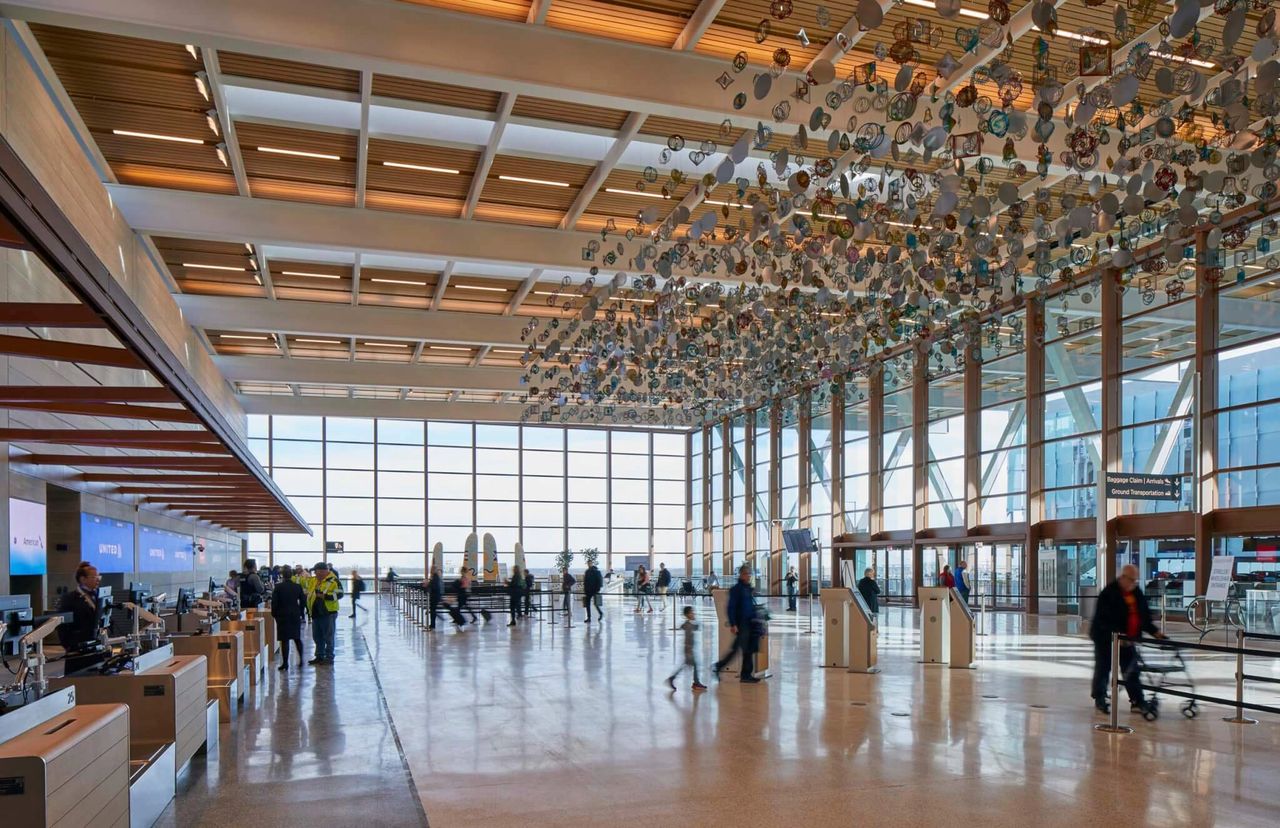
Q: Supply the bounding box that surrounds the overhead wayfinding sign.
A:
[1105,473,1182,501]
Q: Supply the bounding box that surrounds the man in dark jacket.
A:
[1090,564,1164,713]
[238,559,266,608]
[524,568,536,617]
[583,562,604,623]
[656,562,672,611]
[856,568,881,614]
[506,566,525,627]
[271,569,307,670]
[713,565,761,683]
[427,566,444,630]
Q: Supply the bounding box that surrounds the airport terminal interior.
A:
[1,0,1280,825]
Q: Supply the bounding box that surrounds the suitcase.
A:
[448,606,466,626]
[480,608,492,622]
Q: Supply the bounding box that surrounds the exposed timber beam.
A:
[16,454,243,469]
[0,386,177,402]
[0,400,200,422]
[0,302,103,327]
[0,334,146,369]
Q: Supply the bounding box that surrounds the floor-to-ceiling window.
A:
[1043,290,1102,519]
[980,317,1027,524]
[808,394,833,552]
[689,428,704,577]
[253,416,688,577]
[882,373,914,531]
[842,381,871,533]
[926,345,965,528]
[752,406,771,564]
[730,414,747,572]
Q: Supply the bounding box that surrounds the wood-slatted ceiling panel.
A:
[699,0,831,65]
[269,260,354,303]
[217,52,361,93]
[354,339,419,362]
[208,329,281,356]
[30,24,236,194]
[285,334,351,360]
[366,138,478,200]
[420,344,480,365]
[478,155,596,225]
[575,167,695,232]
[237,122,358,206]
[371,74,502,112]
[438,276,516,312]
[511,95,631,131]
[154,237,266,297]
[479,346,527,366]
[359,267,439,309]
[545,0,698,47]
[398,0,532,22]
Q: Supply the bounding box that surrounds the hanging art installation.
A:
[516,0,1280,427]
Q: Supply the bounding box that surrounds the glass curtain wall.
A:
[925,344,965,528]
[1043,290,1102,519]
[689,429,704,577]
[980,315,1028,524]
[710,423,725,574]
[253,416,689,577]
[882,374,914,531]
[842,381,871,533]
[730,414,747,572]
[808,395,834,553]
[752,406,772,566]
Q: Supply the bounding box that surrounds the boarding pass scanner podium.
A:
[918,587,976,668]
[711,587,769,678]
[820,588,879,672]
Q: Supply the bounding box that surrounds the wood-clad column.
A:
[912,349,928,601]
[831,384,845,551]
[797,394,812,594]
[1025,298,1046,613]
[868,372,885,537]
[1194,228,1218,594]
[1097,267,1122,586]
[964,343,981,531]
[744,412,755,576]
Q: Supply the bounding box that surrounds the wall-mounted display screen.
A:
[139,525,194,573]
[10,498,47,576]
[81,513,134,573]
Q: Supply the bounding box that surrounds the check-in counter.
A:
[948,587,976,669]
[0,690,131,828]
[244,608,278,655]
[221,619,266,686]
[171,633,245,722]
[50,646,209,775]
[819,588,852,668]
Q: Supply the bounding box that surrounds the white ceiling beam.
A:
[505,268,544,315]
[240,393,530,422]
[214,355,525,392]
[0,0,791,128]
[432,261,455,310]
[251,243,276,301]
[941,0,1069,97]
[173,294,529,346]
[560,111,647,230]
[804,1,891,73]
[526,0,552,25]
[200,48,249,196]
[350,251,362,307]
[106,184,695,278]
[464,92,515,219]
[355,69,371,208]
[471,345,492,367]
[672,0,727,51]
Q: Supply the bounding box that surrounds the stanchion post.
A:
[1094,633,1134,734]
[1223,628,1259,725]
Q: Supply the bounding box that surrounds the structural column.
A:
[1096,267,1122,586]
[797,395,812,594]
[868,370,884,537]
[912,349,928,599]
[831,384,845,545]
[1193,228,1218,594]
[1024,298,1046,613]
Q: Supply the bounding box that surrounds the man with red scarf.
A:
[1090,564,1165,714]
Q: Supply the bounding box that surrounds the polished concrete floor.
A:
[162,596,1280,827]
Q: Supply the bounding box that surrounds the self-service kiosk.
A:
[948,588,976,669]
[819,586,879,672]
[919,587,951,663]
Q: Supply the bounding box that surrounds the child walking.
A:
[667,606,707,691]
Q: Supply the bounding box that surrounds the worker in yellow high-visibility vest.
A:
[308,562,342,664]
[295,565,315,623]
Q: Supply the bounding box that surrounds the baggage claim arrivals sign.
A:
[1104,473,1182,501]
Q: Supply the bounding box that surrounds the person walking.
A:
[856,568,881,614]
[426,566,444,631]
[713,565,761,684]
[456,567,478,624]
[506,565,525,627]
[271,568,307,670]
[634,565,652,614]
[666,606,707,692]
[308,562,341,665]
[348,567,366,618]
[955,560,971,604]
[785,566,799,612]
[656,562,672,611]
[1091,564,1164,714]
[939,564,955,588]
[583,561,603,623]
[561,568,576,615]
[524,567,536,618]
